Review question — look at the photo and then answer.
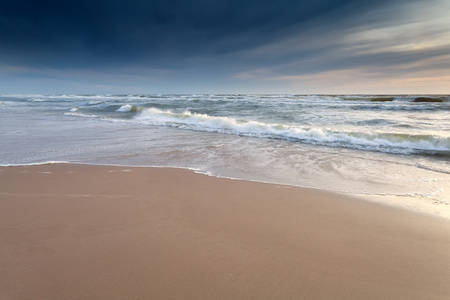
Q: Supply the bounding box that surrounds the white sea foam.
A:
[134,107,450,155]
[117,104,133,112]
[64,111,98,118]
[89,100,103,105]
[117,104,140,112]
[0,161,69,167]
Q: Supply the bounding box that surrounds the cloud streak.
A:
[1,0,449,93]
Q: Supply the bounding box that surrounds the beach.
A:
[1,163,450,299]
[2,94,449,218]
[3,0,450,297]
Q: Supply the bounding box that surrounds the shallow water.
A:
[1,94,449,217]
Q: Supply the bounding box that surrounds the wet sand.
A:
[1,163,450,299]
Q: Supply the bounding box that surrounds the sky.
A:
[1,0,450,94]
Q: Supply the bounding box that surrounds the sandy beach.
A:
[1,163,450,299]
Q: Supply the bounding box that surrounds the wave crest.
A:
[134,107,450,155]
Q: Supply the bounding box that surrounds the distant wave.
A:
[348,104,439,111]
[134,107,450,155]
[17,93,448,156]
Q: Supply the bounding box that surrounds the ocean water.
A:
[1,94,449,217]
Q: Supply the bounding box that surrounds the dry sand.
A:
[1,163,450,299]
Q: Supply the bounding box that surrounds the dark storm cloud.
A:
[1,0,401,69]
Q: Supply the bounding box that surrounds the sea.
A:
[1,94,449,218]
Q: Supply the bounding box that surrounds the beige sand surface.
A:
[1,164,450,299]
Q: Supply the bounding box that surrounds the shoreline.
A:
[1,163,450,299]
[2,161,448,219]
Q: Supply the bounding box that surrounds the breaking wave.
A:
[116,104,142,112]
[135,107,450,155]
